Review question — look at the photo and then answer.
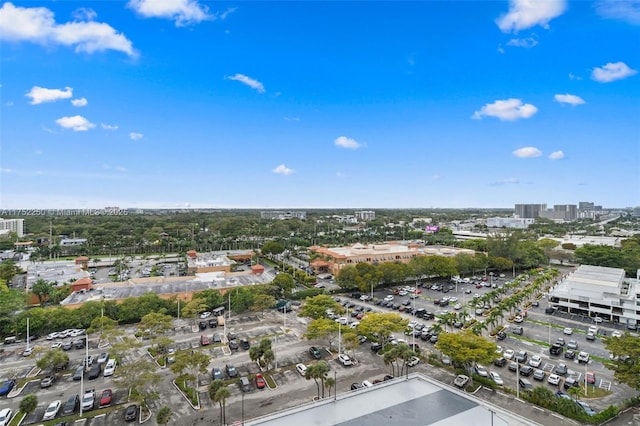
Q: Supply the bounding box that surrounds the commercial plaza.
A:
[548,265,640,327]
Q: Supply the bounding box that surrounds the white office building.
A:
[548,265,639,328]
[486,217,535,229]
[0,218,25,237]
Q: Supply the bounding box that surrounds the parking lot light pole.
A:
[516,362,520,400]
[338,321,342,355]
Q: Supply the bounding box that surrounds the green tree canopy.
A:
[115,358,161,405]
[435,331,496,375]
[19,394,38,415]
[299,294,343,320]
[261,241,285,256]
[138,312,174,337]
[357,312,408,347]
[31,279,54,306]
[604,333,640,391]
[271,273,296,297]
[36,349,69,372]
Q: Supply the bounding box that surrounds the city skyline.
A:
[0,0,638,209]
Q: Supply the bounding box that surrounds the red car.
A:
[586,371,596,385]
[99,389,112,407]
[255,374,266,389]
[413,289,422,294]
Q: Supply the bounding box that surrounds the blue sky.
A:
[0,0,638,209]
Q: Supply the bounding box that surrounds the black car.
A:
[227,332,237,341]
[370,343,383,353]
[239,339,250,350]
[225,364,238,378]
[62,394,80,416]
[494,357,507,367]
[124,404,138,422]
[350,382,363,390]
[208,318,218,328]
[74,340,85,349]
[496,331,507,340]
[549,343,563,356]
[564,350,576,360]
[198,321,208,330]
[519,365,534,376]
[88,363,101,380]
[228,340,239,351]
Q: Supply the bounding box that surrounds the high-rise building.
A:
[553,204,577,221]
[354,211,375,221]
[514,204,546,218]
[579,201,595,211]
[0,218,25,237]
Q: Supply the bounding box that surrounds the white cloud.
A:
[129,132,144,140]
[101,123,118,130]
[55,115,95,131]
[497,45,505,54]
[128,0,212,26]
[549,150,565,160]
[334,136,365,149]
[496,0,567,32]
[490,178,520,185]
[71,97,88,107]
[595,0,640,25]
[26,86,72,104]
[472,98,538,121]
[72,7,97,21]
[513,146,542,158]
[0,168,13,173]
[226,73,265,93]
[284,116,300,122]
[591,61,638,82]
[272,164,294,176]
[554,93,586,105]
[0,2,135,56]
[506,37,538,48]
[568,73,582,80]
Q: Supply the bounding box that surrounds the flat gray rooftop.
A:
[245,374,539,426]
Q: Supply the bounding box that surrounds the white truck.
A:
[81,389,95,411]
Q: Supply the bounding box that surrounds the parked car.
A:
[554,364,568,376]
[200,335,210,346]
[239,376,251,392]
[489,371,503,386]
[454,374,469,388]
[0,408,12,426]
[72,366,84,381]
[295,363,308,376]
[533,369,545,381]
[61,394,80,416]
[519,365,534,376]
[586,332,596,341]
[0,379,16,396]
[228,340,239,351]
[578,351,590,363]
[529,355,542,368]
[407,356,420,367]
[563,327,573,335]
[124,404,138,422]
[74,340,85,349]
[494,357,507,367]
[474,365,488,377]
[564,349,576,360]
[40,375,56,388]
[240,339,250,350]
[225,364,238,378]
[99,389,113,407]
[211,367,223,380]
[255,373,266,389]
[42,400,62,421]
[338,354,353,366]
[549,344,563,356]
[88,363,101,380]
[511,326,523,335]
[350,382,363,390]
[547,374,561,385]
[576,400,596,416]
[518,378,534,391]
[586,371,596,384]
[103,359,117,377]
[516,350,528,363]
[503,349,515,360]
[96,352,109,364]
[567,340,578,350]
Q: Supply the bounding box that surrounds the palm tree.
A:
[212,385,230,425]
[305,361,330,399]
[324,376,336,398]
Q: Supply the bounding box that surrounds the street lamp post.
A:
[338,321,342,355]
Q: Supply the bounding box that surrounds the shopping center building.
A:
[548,265,640,328]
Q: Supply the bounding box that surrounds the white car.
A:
[103,359,117,377]
[407,356,420,367]
[547,374,561,385]
[588,325,598,334]
[398,291,408,296]
[295,363,307,376]
[495,346,503,354]
[361,380,374,388]
[514,315,523,323]
[449,297,458,303]
[335,317,348,326]
[611,330,622,338]
[474,365,488,377]
[46,332,59,340]
[22,347,33,357]
[50,342,62,349]
[529,355,542,368]
[384,295,394,302]
[359,295,369,301]
[503,349,515,360]
[200,311,212,319]
[563,327,573,335]
[489,371,503,386]
[42,400,61,421]
[338,354,353,366]
[0,408,13,426]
